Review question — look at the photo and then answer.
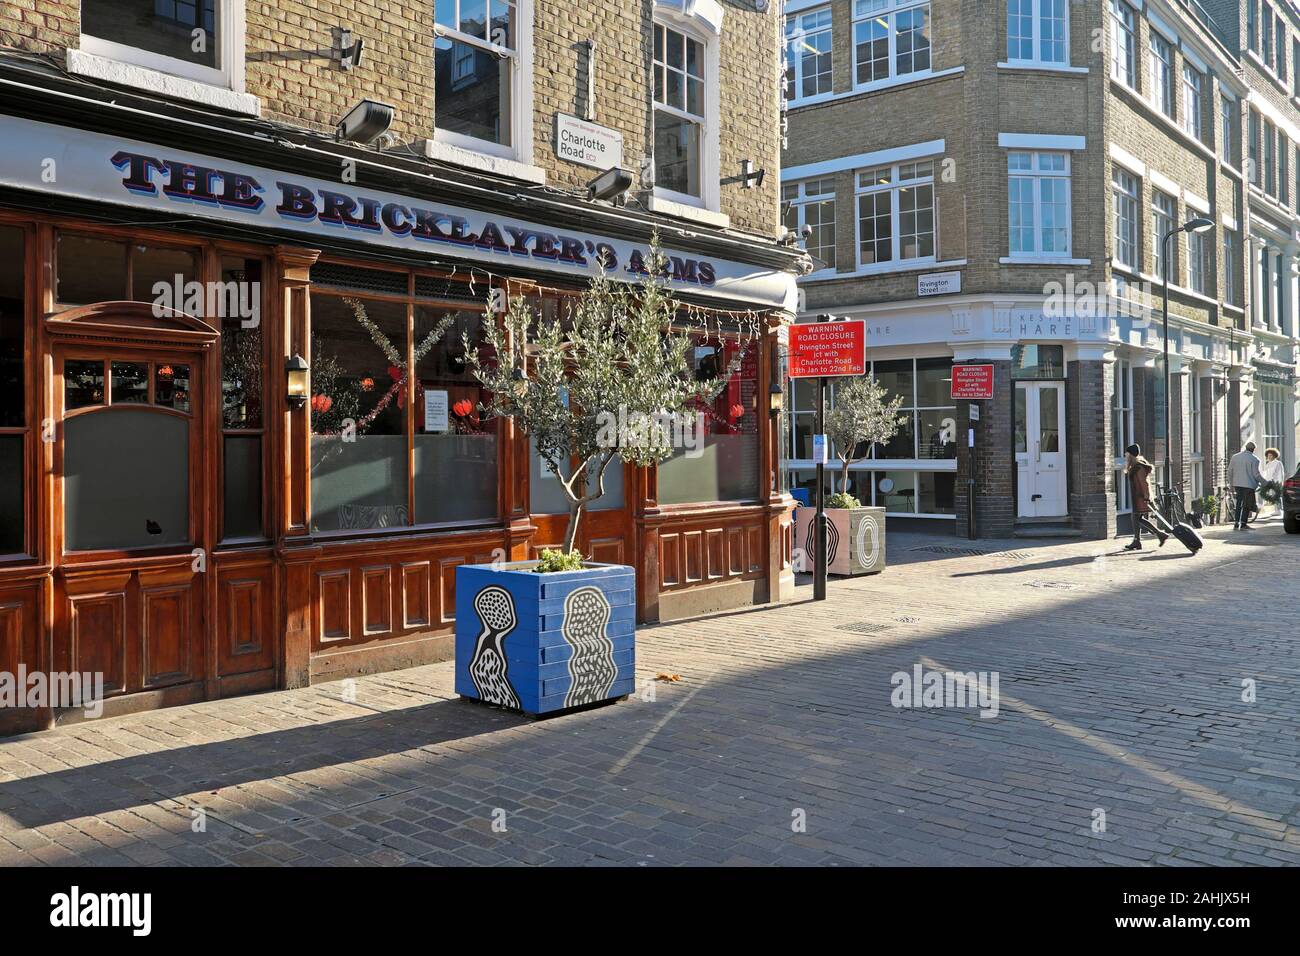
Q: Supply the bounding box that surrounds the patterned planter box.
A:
[794,506,886,576]
[455,562,636,716]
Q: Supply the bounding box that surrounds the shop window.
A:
[1011,344,1063,379]
[413,306,499,524]
[658,338,759,504]
[56,235,128,305]
[1,225,26,554]
[65,409,190,551]
[131,245,197,304]
[309,294,410,533]
[220,256,264,539]
[529,439,625,515]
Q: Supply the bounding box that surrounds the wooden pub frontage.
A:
[0,65,803,733]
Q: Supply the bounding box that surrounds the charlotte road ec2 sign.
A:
[951,364,995,400]
[788,319,867,378]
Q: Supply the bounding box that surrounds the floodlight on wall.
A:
[336,99,394,144]
[588,166,634,203]
[339,29,365,71]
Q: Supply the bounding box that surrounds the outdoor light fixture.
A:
[739,159,765,190]
[769,379,784,417]
[286,354,309,409]
[511,365,528,398]
[336,98,394,144]
[587,166,634,203]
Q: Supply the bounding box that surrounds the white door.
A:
[1015,382,1067,518]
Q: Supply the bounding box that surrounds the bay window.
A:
[1008,151,1071,258]
[782,178,837,269]
[856,160,935,267]
[1007,0,1067,66]
[853,0,931,88]
[435,0,527,159]
[785,7,833,101]
[1112,169,1139,270]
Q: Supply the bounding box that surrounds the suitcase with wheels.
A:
[1148,506,1203,554]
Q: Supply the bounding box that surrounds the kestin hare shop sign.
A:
[0,116,792,307]
[554,113,623,170]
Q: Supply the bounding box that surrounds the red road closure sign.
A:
[788,319,867,378]
[951,364,995,400]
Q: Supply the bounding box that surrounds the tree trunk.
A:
[563,501,583,555]
[841,457,850,495]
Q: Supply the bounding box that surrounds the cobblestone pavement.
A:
[2,517,1298,867]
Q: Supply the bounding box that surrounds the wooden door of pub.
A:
[49,304,218,717]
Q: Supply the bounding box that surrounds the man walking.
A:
[1227,442,1263,531]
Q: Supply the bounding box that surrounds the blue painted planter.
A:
[455,561,636,716]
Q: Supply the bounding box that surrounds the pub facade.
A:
[0,0,803,732]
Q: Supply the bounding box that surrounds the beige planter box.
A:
[794,506,886,576]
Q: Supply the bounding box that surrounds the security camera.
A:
[799,224,812,241]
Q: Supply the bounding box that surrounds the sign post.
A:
[789,316,867,600]
[951,365,995,541]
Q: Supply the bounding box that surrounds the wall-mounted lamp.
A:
[286,354,309,409]
[511,365,528,398]
[769,380,784,417]
[339,29,365,71]
[739,159,765,190]
[336,98,394,144]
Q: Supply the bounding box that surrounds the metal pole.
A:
[1162,228,1174,513]
[814,372,827,601]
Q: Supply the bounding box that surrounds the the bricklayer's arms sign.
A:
[0,115,793,309]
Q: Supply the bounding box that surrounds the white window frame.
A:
[785,6,834,103]
[1187,226,1208,295]
[1006,0,1069,68]
[783,177,838,270]
[1152,189,1176,278]
[1113,358,1134,514]
[851,0,933,91]
[1112,168,1139,270]
[854,160,937,269]
[1223,228,1239,306]
[1110,0,1137,89]
[73,0,254,111]
[1220,94,1235,166]
[1181,63,1203,141]
[1189,376,1202,457]
[652,7,722,212]
[1148,31,1174,119]
[1007,150,1072,259]
[433,0,534,166]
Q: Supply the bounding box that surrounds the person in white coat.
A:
[1259,447,1288,517]
[1227,442,1263,530]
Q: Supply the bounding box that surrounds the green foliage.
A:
[824,374,907,487]
[826,492,862,510]
[464,237,749,553]
[533,548,586,574]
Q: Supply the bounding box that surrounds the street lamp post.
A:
[1160,216,1215,515]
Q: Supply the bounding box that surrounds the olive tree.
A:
[824,374,906,500]
[465,249,745,557]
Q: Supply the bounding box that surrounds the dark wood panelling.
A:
[438,556,463,624]
[361,565,393,637]
[217,564,275,677]
[727,527,746,575]
[683,530,703,583]
[317,568,351,643]
[705,529,725,580]
[590,536,624,565]
[0,588,37,677]
[140,583,192,688]
[746,527,763,572]
[68,590,126,695]
[401,561,431,630]
[659,532,680,587]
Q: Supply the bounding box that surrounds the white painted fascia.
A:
[782,139,945,181]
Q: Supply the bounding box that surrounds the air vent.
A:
[310,262,408,295]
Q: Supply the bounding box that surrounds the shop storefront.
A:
[0,79,801,732]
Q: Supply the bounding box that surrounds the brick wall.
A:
[0,1,780,237]
[954,359,1013,539]
[1067,360,1116,539]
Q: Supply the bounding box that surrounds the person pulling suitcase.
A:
[1123,444,1167,551]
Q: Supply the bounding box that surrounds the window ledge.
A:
[997,61,1088,75]
[66,49,260,116]
[1000,256,1090,266]
[418,139,546,185]
[802,258,966,282]
[645,195,730,229]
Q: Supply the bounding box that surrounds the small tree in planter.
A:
[795,375,905,577]
[454,247,748,714]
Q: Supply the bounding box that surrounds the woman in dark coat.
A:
[1124,443,1167,551]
